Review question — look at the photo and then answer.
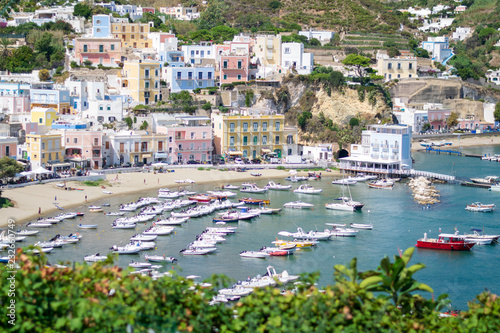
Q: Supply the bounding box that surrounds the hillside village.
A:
[0,0,499,177]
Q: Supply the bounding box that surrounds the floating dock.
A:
[425,147,462,156]
[464,154,483,159]
[460,182,491,189]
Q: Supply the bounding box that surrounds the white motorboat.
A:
[218,286,253,297]
[129,261,152,268]
[240,184,268,194]
[144,254,177,263]
[110,244,141,254]
[465,202,495,212]
[265,181,292,191]
[283,201,314,209]
[27,247,54,254]
[15,229,39,236]
[265,266,300,283]
[180,247,217,255]
[325,226,358,237]
[464,228,500,245]
[325,197,364,212]
[89,205,103,212]
[78,224,98,229]
[350,223,373,230]
[346,174,377,182]
[35,240,64,248]
[489,184,500,192]
[293,184,322,194]
[130,234,158,241]
[239,276,277,288]
[140,206,164,215]
[367,179,394,189]
[56,212,77,220]
[470,176,499,185]
[207,190,238,198]
[331,179,358,185]
[223,184,240,189]
[38,217,61,224]
[143,226,175,235]
[26,222,52,228]
[278,227,331,241]
[258,206,282,214]
[111,222,136,229]
[84,253,108,262]
[239,251,270,258]
[189,240,218,248]
[131,240,156,251]
[154,217,189,225]
[205,226,237,234]
[105,212,125,216]
[0,231,25,242]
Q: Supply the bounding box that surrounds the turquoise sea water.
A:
[19,146,500,309]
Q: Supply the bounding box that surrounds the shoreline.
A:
[411,133,500,151]
[0,168,339,228]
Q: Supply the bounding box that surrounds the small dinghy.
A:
[110,245,141,254]
[15,229,40,236]
[350,223,373,230]
[144,254,177,263]
[143,226,175,235]
[106,212,125,216]
[84,253,108,262]
[89,205,103,212]
[239,251,269,258]
[179,247,217,255]
[129,261,152,268]
[154,217,189,225]
[78,224,98,229]
[26,222,52,228]
[130,234,158,241]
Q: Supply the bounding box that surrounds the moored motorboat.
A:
[15,229,40,236]
[368,179,394,189]
[283,201,314,209]
[489,184,500,192]
[144,254,177,263]
[129,261,152,268]
[180,247,217,255]
[265,181,292,191]
[89,205,103,212]
[238,198,270,205]
[143,226,175,235]
[416,232,475,251]
[325,226,358,237]
[26,222,52,228]
[350,223,373,230]
[84,253,108,262]
[154,217,189,225]
[463,228,500,245]
[239,251,270,258]
[331,179,357,185]
[105,212,125,216]
[223,184,240,189]
[110,244,141,254]
[264,265,300,283]
[240,184,268,194]
[293,184,322,194]
[465,202,495,212]
[325,197,364,211]
[470,176,499,185]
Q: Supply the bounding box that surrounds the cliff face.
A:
[390,78,500,105]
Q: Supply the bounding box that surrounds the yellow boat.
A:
[272,239,317,248]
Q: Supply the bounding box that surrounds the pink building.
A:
[142,7,155,13]
[219,55,249,84]
[0,95,30,114]
[74,38,122,67]
[0,137,17,159]
[428,109,451,131]
[23,122,39,135]
[63,130,102,169]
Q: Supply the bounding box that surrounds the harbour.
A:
[6,146,499,310]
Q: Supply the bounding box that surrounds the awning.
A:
[51,163,71,168]
[261,149,271,154]
[142,154,152,158]
[228,151,243,155]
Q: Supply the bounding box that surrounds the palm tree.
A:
[0,38,13,58]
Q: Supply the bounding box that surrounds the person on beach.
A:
[38,207,41,215]
[144,179,146,185]
[85,195,87,203]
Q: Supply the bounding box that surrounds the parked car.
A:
[251,158,262,164]
[187,160,199,164]
[234,158,245,165]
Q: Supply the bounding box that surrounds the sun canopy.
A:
[261,149,272,154]
[228,151,243,156]
[31,166,52,174]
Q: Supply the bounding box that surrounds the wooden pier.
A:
[464,154,483,159]
[460,182,491,189]
[425,147,462,156]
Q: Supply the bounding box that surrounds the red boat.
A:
[238,198,270,205]
[416,233,475,251]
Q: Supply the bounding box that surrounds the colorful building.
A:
[121,60,162,105]
[165,67,215,93]
[74,37,122,66]
[0,137,17,159]
[62,130,102,169]
[30,107,58,127]
[30,83,71,115]
[110,21,153,49]
[26,133,64,169]
[219,55,249,84]
[211,110,286,159]
[0,82,31,115]
[377,57,418,81]
[164,117,213,164]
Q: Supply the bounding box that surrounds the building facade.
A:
[211,110,286,159]
[219,55,249,84]
[110,21,153,49]
[30,83,71,115]
[61,130,102,169]
[165,67,215,93]
[0,137,17,159]
[74,38,122,66]
[121,61,161,105]
[281,42,313,75]
[377,57,418,81]
[339,124,412,174]
[26,133,64,169]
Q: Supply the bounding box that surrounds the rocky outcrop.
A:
[390,78,500,104]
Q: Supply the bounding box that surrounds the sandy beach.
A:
[411,133,500,151]
[0,168,337,227]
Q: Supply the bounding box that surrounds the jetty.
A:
[460,182,492,189]
[425,146,462,156]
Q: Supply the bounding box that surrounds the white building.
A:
[87,97,124,122]
[281,43,313,75]
[393,109,428,133]
[64,79,106,113]
[298,30,334,43]
[149,32,178,53]
[486,69,500,86]
[181,43,216,65]
[301,144,333,162]
[421,36,453,63]
[452,27,472,41]
[339,124,412,174]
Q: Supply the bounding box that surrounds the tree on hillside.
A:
[494,102,500,122]
[446,112,460,129]
[73,2,92,20]
[38,69,50,82]
[342,54,371,80]
[198,0,228,30]
[0,157,24,184]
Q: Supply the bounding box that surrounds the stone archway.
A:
[337,149,349,159]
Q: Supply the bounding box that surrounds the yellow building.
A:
[377,57,418,81]
[211,110,286,159]
[110,22,153,49]
[26,133,64,169]
[30,107,58,126]
[121,60,162,105]
[255,35,282,67]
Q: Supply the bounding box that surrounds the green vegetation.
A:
[276,166,286,170]
[197,167,205,170]
[0,197,13,208]
[7,245,495,333]
[81,179,106,187]
[140,121,149,131]
[0,157,23,184]
[123,117,133,129]
[494,102,500,122]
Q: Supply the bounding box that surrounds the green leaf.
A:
[407,263,426,274]
[401,247,414,264]
[360,276,383,289]
[417,283,434,293]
